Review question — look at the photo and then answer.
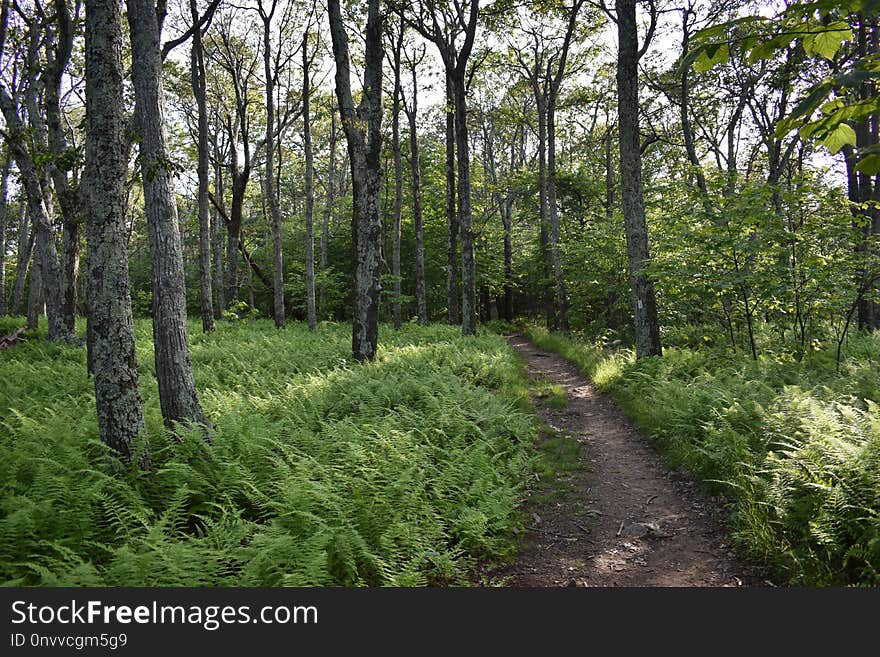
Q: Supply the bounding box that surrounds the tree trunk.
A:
[44,0,80,335]
[126,0,210,430]
[10,202,33,315]
[262,2,285,329]
[84,0,146,465]
[604,127,615,220]
[616,0,661,358]
[212,154,225,316]
[391,29,403,330]
[26,247,42,331]
[190,0,214,333]
[407,65,427,325]
[452,75,477,336]
[303,30,317,331]
[445,72,459,325]
[0,90,74,341]
[547,99,569,332]
[0,155,8,315]
[328,0,383,361]
[320,110,337,318]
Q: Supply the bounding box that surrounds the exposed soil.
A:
[490,335,768,587]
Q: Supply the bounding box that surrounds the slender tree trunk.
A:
[190,0,214,333]
[616,0,661,358]
[547,100,568,332]
[452,76,477,336]
[303,31,317,331]
[84,0,146,464]
[44,1,80,335]
[320,110,337,318]
[212,155,225,316]
[328,0,383,361]
[0,155,8,315]
[445,73,459,325]
[262,2,285,329]
[126,0,210,429]
[0,90,74,341]
[534,94,555,330]
[604,127,615,220]
[11,202,33,315]
[391,30,403,330]
[26,247,42,331]
[407,66,427,325]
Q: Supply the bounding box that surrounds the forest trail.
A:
[493,335,763,587]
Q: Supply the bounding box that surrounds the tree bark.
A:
[126,0,210,429]
[26,244,42,331]
[303,29,317,331]
[84,0,146,464]
[328,0,383,361]
[616,0,661,358]
[190,0,215,333]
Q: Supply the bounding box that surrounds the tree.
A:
[126,0,210,429]
[83,0,146,464]
[396,0,481,335]
[190,0,220,333]
[615,0,662,357]
[328,0,384,360]
[402,43,428,325]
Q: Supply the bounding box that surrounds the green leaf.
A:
[855,154,880,175]
[693,43,729,72]
[819,123,856,154]
[802,22,852,60]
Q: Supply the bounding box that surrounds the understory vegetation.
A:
[526,325,880,586]
[0,319,535,586]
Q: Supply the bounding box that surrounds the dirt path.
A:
[493,335,765,587]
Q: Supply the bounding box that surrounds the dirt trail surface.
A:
[494,335,764,587]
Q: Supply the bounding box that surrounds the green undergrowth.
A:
[0,319,536,586]
[524,325,880,586]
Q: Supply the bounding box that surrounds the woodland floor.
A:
[488,335,770,587]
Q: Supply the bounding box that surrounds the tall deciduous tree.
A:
[84,0,146,464]
[615,0,661,357]
[328,0,384,360]
[126,0,210,429]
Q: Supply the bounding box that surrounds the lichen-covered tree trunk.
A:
[190,0,214,333]
[328,0,383,361]
[126,0,210,429]
[84,0,146,464]
[616,0,661,358]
